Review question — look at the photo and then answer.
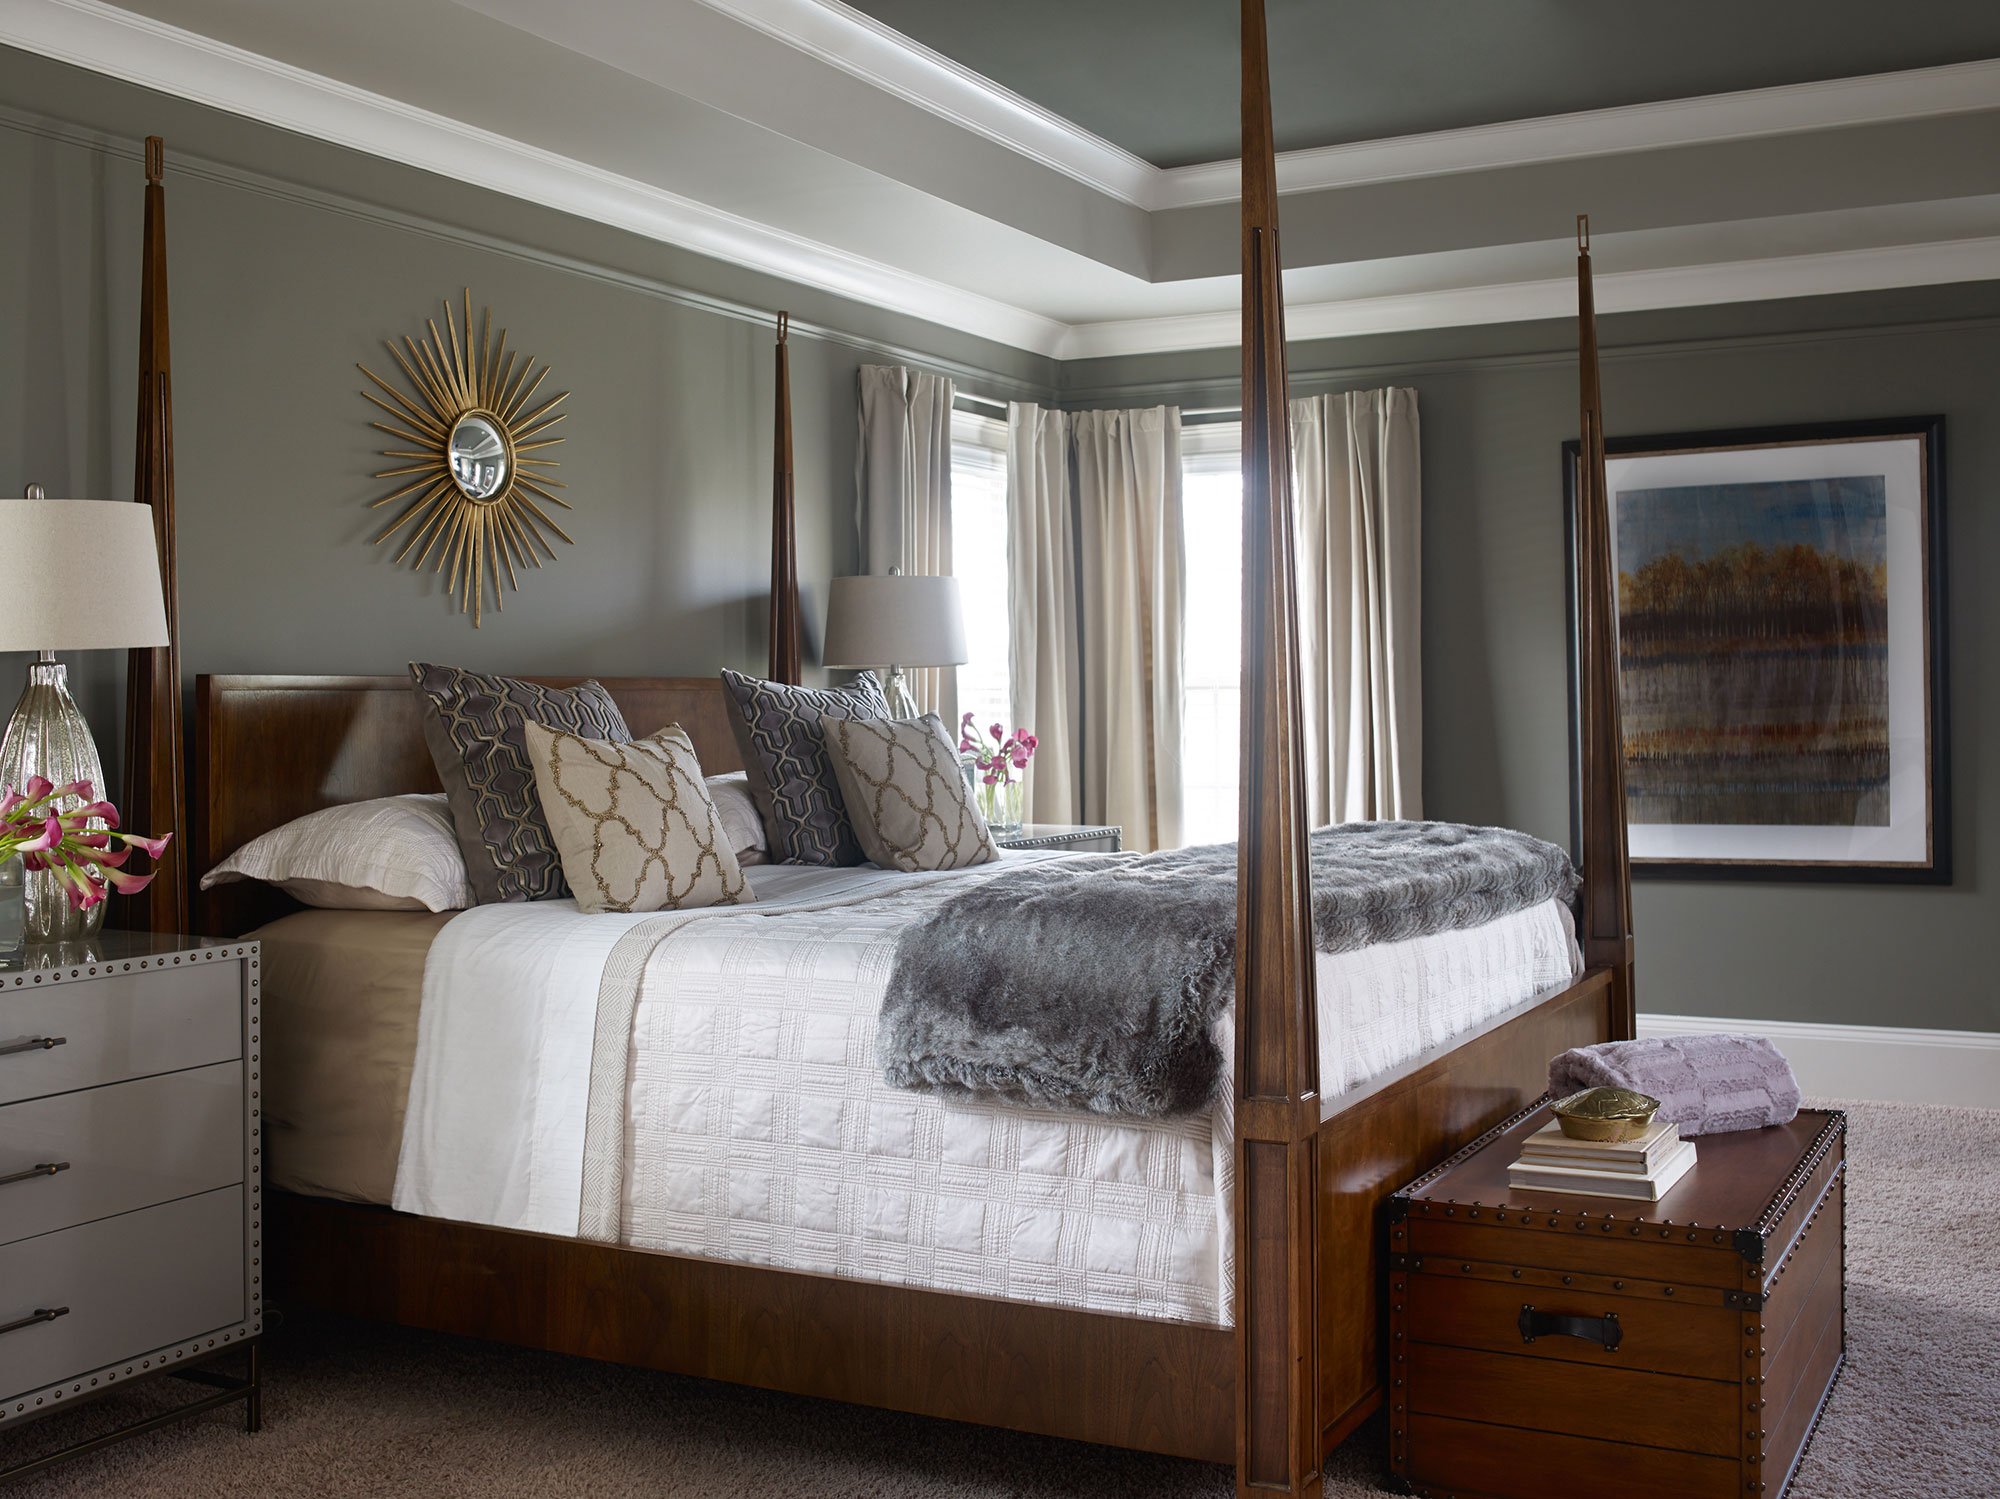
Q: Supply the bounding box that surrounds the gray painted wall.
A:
[2,49,1991,1039]
[0,49,1054,797]
[1067,285,1998,1035]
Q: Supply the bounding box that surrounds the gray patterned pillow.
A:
[719,668,889,866]
[820,714,998,873]
[410,663,632,903]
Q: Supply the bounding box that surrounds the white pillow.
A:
[200,793,473,912]
[705,772,770,867]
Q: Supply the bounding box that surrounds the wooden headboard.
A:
[191,673,742,938]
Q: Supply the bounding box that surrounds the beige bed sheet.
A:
[255,907,453,1205]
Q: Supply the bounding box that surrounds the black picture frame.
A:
[1564,415,1949,884]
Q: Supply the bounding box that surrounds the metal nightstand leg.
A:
[0,1338,264,1485]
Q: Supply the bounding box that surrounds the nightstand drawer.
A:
[0,965,240,1106]
[0,1186,245,1406]
[0,1063,244,1247]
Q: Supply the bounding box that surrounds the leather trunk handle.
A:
[1518,1304,1622,1352]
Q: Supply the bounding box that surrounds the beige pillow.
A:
[818,713,999,873]
[522,723,751,914]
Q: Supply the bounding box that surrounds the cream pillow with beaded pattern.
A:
[522,722,751,914]
[819,712,999,873]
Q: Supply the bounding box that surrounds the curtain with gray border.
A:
[855,364,955,721]
[1289,387,1423,824]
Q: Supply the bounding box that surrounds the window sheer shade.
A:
[949,408,1012,742]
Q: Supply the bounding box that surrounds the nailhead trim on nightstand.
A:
[0,940,262,1431]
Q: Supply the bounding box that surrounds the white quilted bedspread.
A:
[398,859,1579,1328]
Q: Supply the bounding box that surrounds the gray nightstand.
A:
[995,823,1123,853]
[0,933,262,1480]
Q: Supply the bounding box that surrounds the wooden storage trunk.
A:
[1387,1102,1845,1499]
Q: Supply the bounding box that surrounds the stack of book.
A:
[1507,1117,1696,1201]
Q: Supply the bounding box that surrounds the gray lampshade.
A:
[0,500,170,652]
[821,574,967,669]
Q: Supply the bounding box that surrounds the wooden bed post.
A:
[1573,218,1637,1039]
[1235,4,1322,1495]
[117,135,189,936]
[769,310,802,685]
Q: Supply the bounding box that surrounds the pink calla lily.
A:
[14,816,62,855]
[59,801,120,829]
[119,831,173,860]
[101,866,156,897]
[0,784,169,913]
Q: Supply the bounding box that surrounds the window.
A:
[950,406,1012,737]
[1179,422,1243,847]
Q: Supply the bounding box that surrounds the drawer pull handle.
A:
[0,1161,70,1188]
[0,1036,67,1057]
[0,1307,70,1338]
[1519,1305,1622,1352]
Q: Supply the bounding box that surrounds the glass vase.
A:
[0,854,22,963]
[0,657,107,944]
[979,777,1024,834]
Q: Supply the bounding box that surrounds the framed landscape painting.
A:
[1564,417,1949,882]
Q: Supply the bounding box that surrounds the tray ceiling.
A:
[845,0,2000,168]
[6,0,1997,359]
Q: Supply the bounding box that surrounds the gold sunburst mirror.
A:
[360,292,571,626]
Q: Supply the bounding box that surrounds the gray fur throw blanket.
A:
[881,821,1578,1120]
[1548,1035,1801,1136]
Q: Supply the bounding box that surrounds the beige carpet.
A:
[10,1099,1995,1497]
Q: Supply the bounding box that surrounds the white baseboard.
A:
[1638,1013,2000,1110]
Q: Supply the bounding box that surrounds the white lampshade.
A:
[821,574,967,669]
[0,500,170,652]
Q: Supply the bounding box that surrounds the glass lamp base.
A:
[882,665,921,721]
[0,659,107,943]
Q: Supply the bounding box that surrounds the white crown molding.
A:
[1055,235,2000,359]
[1640,1013,2000,1110]
[1159,58,2000,208]
[5,0,1997,361]
[686,0,1157,207]
[0,0,1069,356]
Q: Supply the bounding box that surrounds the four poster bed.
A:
[186,5,1634,1494]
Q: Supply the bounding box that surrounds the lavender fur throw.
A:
[881,821,1577,1120]
[1548,1035,1801,1136]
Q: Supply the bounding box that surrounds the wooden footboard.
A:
[1312,969,1611,1449]
[271,1195,1236,1462]
[266,966,1607,1467]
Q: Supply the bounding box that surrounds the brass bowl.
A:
[1551,1086,1661,1142]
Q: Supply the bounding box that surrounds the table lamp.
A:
[0,495,171,942]
[821,568,967,719]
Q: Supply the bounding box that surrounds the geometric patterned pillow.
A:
[718,668,890,867]
[819,713,998,873]
[409,663,632,903]
[522,723,750,914]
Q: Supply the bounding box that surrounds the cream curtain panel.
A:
[1004,402,1081,824]
[855,365,955,721]
[1071,407,1186,853]
[1289,387,1423,824]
